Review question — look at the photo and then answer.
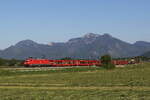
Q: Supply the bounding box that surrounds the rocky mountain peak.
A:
[102,33,112,38]
[47,42,54,46]
[83,33,100,38]
[68,33,100,44]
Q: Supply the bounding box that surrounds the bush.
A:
[101,54,115,69]
[102,63,116,69]
[0,58,23,67]
[101,55,112,65]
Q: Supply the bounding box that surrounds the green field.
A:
[0,63,150,100]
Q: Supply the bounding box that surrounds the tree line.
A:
[0,58,23,67]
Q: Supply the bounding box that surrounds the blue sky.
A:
[0,0,150,49]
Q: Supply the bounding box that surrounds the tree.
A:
[61,57,72,60]
[0,58,5,66]
[101,54,115,69]
[0,58,23,67]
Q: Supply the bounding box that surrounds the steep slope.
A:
[0,40,68,59]
[0,40,49,59]
[66,33,141,58]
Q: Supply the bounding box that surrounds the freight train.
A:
[23,58,129,67]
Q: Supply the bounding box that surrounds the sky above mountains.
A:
[0,0,150,49]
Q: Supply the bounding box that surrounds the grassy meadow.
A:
[0,63,150,100]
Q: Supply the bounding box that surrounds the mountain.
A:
[0,50,2,56]
[66,33,144,58]
[134,41,150,47]
[0,39,69,59]
[0,40,49,59]
[134,41,150,51]
[0,33,150,59]
[142,51,150,58]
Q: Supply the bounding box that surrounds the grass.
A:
[0,88,150,100]
[0,63,150,99]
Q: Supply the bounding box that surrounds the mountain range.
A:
[142,51,150,58]
[0,33,150,59]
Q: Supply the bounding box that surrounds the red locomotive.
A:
[24,58,129,67]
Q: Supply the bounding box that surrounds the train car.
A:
[112,60,129,65]
[24,58,101,67]
[24,58,51,67]
[24,58,130,67]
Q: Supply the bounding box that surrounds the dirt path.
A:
[0,86,150,91]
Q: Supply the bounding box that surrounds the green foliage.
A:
[101,54,112,64]
[113,56,150,62]
[101,54,115,69]
[0,58,23,67]
[102,63,116,69]
[60,57,72,60]
[0,58,5,66]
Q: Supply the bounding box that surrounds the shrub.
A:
[102,63,116,69]
[0,58,23,67]
[101,54,115,69]
[101,55,112,65]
